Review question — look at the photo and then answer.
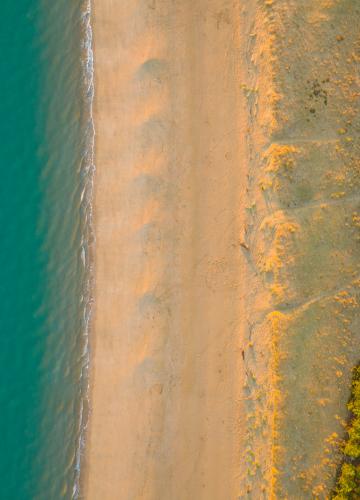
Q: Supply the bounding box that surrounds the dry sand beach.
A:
[85,0,360,498]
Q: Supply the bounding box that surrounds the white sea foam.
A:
[72,0,95,497]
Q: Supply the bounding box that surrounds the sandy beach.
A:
[85,1,360,498]
[85,1,249,498]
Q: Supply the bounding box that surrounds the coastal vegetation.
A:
[333,365,360,498]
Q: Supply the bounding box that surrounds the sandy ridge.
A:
[245,1,360,497]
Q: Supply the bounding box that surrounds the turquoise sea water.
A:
[0,1,93,498]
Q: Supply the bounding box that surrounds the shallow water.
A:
[0,1,93,498]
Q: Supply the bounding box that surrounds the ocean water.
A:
[0,1,93,498]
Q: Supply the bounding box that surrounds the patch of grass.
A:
[333,365,360,499]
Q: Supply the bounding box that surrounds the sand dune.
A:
[244,1,360,497]
[85,1,360,498]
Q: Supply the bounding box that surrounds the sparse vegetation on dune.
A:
[333,365,360,499]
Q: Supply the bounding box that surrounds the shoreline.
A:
[78,0,96,496]
[75,1,95,496]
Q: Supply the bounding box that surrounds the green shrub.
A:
[333,366,360,499]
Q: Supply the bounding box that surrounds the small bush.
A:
[333,366,360,499]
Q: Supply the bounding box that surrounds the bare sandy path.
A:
[85,2,249,499]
